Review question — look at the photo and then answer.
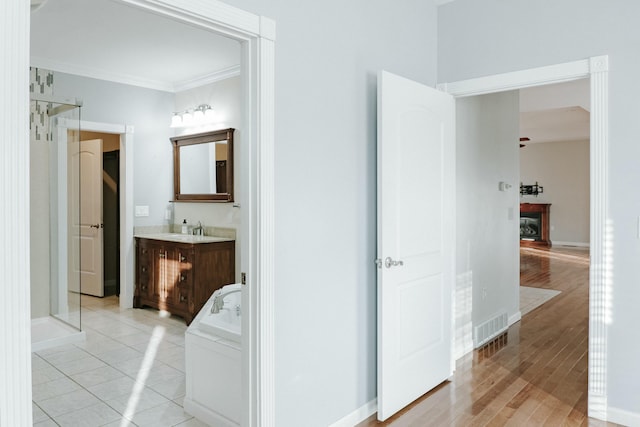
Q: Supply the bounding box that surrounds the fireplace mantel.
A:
[520,203,551,248]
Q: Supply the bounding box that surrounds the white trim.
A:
[441,55,609,422]
[112,1,276,425]
[437,59,590,98]
[68,120,135,311]
[11,1,276,425]
[552,241,590,248]
[328,399,377,427]
[1,0,32,424]
[30,56,176,92]
[606,406,640,427]
[508,311,522,326]
[173,65,241,92]
[587,54,609,422]
[31,317,86,353]
[184,397,239,427]
[32,57,242,94]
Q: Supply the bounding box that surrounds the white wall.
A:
[438,0,640,419]
[218,1,439,425]
[28,72,174,317]
[520,140,590,246]
[456,91,520,355]
[173,76,242,282]
[54,72,175,228]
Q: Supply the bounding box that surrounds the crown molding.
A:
[31,56,240,93]
[30,56,175,92]
[172,65,241,92]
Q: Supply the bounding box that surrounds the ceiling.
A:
[519,79,590,144]
[31,0,589,142]
[30,0,241,93]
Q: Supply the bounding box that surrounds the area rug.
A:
[520,286,561,316]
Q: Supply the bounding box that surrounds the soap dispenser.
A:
[181,219,188,234]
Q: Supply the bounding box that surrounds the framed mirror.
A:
[171,128,235,202]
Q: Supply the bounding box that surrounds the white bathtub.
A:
[185,283,242,427]
[197,283,241,343]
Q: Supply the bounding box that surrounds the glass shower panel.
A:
[43,100,82,330]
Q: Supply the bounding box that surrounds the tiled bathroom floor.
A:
[32,295,208,427]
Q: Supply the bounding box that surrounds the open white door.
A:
[69,139,104,297]
[377,71,455,421]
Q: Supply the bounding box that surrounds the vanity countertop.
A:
[134,233,234,244]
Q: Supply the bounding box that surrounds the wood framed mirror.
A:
[171,128,235,202]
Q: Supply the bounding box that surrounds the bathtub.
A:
[185,283,242,427]
[197,283,241,343]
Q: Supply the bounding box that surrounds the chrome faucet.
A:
[192,221,203,236]
[211,288,241,313]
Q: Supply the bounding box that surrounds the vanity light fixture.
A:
[170,104,215,128]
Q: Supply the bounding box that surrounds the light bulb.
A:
[193,107,205,123]
[204,107,215,122]
[182,110,193,125]
[170,113,182,128]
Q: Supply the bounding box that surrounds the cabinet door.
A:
[136,240,152,299]
[150,243,168,302]
[172,246,194,311]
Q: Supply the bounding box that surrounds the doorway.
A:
[80,131,121,297]
[442,55,609,420]
[8,2,277,426]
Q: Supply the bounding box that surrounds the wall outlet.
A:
[135,205,149,217]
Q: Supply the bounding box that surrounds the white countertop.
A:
[134,233,234,244]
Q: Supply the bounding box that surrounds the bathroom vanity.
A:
[134,234,235,324]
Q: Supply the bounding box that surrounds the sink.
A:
[134,233,233,244]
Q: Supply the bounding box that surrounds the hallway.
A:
[360,247,620,426]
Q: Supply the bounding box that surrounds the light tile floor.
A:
[32,295,208,427]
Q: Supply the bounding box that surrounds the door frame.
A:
[438,55,609,421]
[57,119,134,306]
[1,0,276,425]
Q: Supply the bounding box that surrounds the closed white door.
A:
[377,71,455,421]
[69,138,104,297]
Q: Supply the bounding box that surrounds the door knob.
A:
[384,257,404,268]
[89,223,103,229]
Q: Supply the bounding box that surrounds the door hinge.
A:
[241,272,246,285]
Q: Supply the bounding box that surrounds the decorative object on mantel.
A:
[520,181,543,197]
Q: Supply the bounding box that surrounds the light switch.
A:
[135,205,149,217]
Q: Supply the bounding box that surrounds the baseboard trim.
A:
[509,311,522,326]
[184,397,239,427]
[552,241,590,248]
[328,399,377,427]
[607,406,640,426]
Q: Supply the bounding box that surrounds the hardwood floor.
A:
[358,247,621,426]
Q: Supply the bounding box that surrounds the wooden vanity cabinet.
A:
[134,237,235,324]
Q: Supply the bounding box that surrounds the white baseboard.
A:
[328,399,377,427]
[607,406,640,426]
[552,241,590,248]
[184,397,239,427]
[509,311,522,326]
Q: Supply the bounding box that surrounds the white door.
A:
[377,71,455,421]
[69,139,104,297]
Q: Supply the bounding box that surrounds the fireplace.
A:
[520,213,541,240]
[520,203,551,248]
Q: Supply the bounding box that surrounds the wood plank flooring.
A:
[358,247,621,427]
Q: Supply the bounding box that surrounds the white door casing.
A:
[439,56,610,422]
[69,139,104,297]
[5,1,276,425]
[377,71,455,421]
